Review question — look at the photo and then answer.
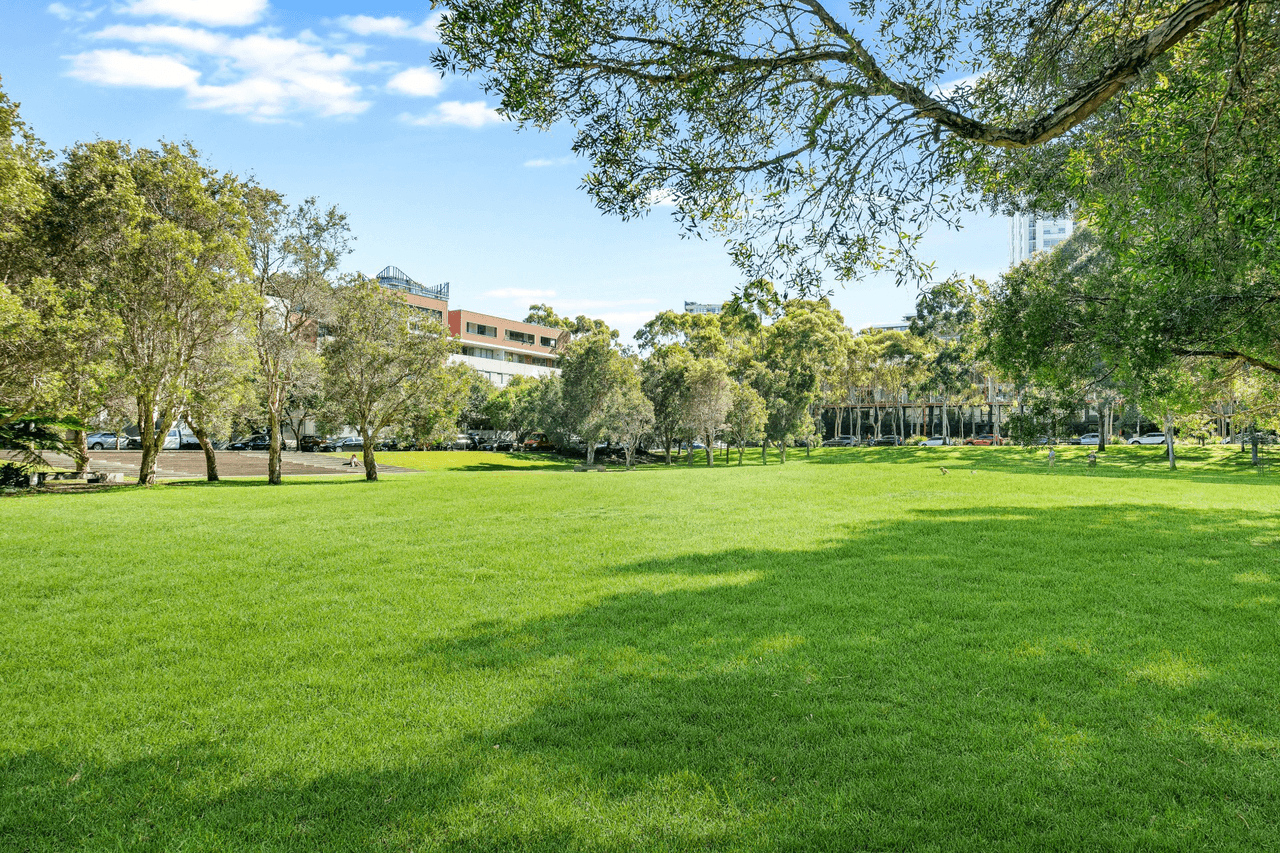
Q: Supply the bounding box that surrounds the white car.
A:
[1077,433,1101,445]
[922,435,949,446]
[1129,432,1167,445]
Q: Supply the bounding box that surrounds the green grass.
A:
[3,448,1278,851]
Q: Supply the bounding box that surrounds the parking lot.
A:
[14,450,421,480]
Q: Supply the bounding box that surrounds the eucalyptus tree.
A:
[680,358,733,466]
[437,0,1240,293]
[559,328,627,464]
[724,381,767,465]
[604,358,655,468]
[50,140,252,485]
[322,280,458,480]
[641,343,694,463]
[247,188,350,484]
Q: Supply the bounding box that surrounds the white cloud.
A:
[122,0,268,27]
[485,288,556,299]
[80,24,369,119]
[47,3,99,22]
[556,298,659,309]
[387,66,445,98]
[646,188,681,208]
[399,101,505,128]
[934,72,985,99]
[338,12,442,42]
[67,49,199,88]
[524,156,575,168]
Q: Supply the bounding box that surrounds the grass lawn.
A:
[2,446,1278,851]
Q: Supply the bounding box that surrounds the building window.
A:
[540,336,558,349]
[462,346,497,360]
[414,306,443,322]
[466,322,497,337]
[505,329,536,345]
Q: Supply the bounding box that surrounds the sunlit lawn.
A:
[2,446,1278,850]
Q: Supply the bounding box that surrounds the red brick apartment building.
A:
[375,266,563,387]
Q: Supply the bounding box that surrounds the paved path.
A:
[9,450,420,480]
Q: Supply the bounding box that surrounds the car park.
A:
[1129,432,1168,445]
[921,435,949,446]
[822,435,859,447]
[965,434,1004,446]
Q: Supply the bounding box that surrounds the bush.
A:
[0,463,30,487]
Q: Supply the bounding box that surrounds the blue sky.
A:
[2,0,1010,339]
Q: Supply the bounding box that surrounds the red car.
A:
[965,434,1004,446]
[522,432,555,451]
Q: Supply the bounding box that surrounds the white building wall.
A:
[451,353,559,387]
[1010,213,1075,266]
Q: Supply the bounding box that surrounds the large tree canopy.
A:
[436,0,1244,290]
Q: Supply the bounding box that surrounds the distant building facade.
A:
[373,265,562,388]
[684,301,722,315]
[1009,213,1074,266]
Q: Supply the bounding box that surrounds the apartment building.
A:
[372,265,564,387]
[449,309,563,386]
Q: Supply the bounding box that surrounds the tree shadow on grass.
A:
[5,505,1279,851]
[807,445,1277,486]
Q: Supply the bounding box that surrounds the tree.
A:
[183,333,256,482]
[680,358,732,467]
[604,360,654,469]
[52,140,252,485]
[524,303,616,340]
[322,280,458,480]
[641,343,694,464]
[247,188,349,484]
[437,0,1241,291]
[395,362,474,451]
[559,329,624,464]
[724,381,766,465]
[483,375,541,443]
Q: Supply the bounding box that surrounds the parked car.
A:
[451,434,478,451]
[227,434,272,451]
[523,432,555,451]
[120,426,197,450]
[86,431,127,450]
[822,435,859,447]
[330,436,364,452]
[964,434,1002,446]
[298,434,325,452]
[871,435,902,446]
[1034,435,1056,445]
[1129,432,1168,445]
[1073,433,1101,445]
[921,435,949,446]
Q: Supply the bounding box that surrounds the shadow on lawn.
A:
[4,505,1279,850]
[809,445,1276,485]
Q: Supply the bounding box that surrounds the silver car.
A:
[1129,432,1167,445]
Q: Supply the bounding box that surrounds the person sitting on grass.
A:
[345,453,359,467]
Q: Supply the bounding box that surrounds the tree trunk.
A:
[268,406,283,485]
[780,441,787,463]
[193,425,219,482]
[705,431,714,467]
[942,401,948,440]
[1252,433,1260,466]
[72,429,88,473]
[737,443,744,465]
[1098,404,1108,452]
[856,407,862,439]
[136,398,170,486]
[1163,413,1176,471]
[586,439,596,466]
[664,437,672,465]
[362,431,378,481]
[762,440,768,465]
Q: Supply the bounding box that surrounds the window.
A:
[505,329,536,345]
[466,321,497,337]
[414,306,443,322]
[540,335,558,348]
[462,346,497,360]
